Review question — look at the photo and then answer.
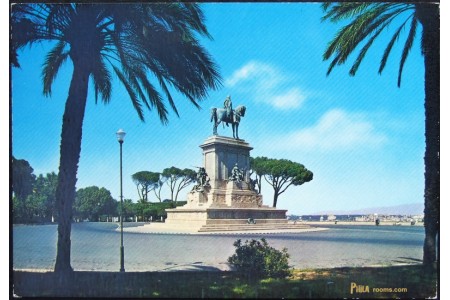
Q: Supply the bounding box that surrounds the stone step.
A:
[198,223,310,232]
[205,219,289,225]
[198,227,310,232]
[200,222,306,227]
[200,224,308,229]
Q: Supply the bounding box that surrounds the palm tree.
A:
[11,3,221,274]
[322,3,439,269]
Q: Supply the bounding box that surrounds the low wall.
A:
[207,208,286,220]
[165,208,207,226]
[165,207,287,227]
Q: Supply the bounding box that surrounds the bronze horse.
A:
[210,105,246,139]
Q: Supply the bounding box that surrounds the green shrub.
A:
[227,238,291,280]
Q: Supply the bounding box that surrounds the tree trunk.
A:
[174,180,186,204]
[272,190,279,208]
[174,189,179,204]
[54,61,90,274]
[417,4,439,269]
[257,175,262,195]
[171,182,175,202]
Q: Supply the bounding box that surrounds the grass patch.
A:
[13,264,437,298]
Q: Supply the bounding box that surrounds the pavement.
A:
[118,219,422,235]
[303,221,423,226]
[14,222,423,273]
[119,222,329,235]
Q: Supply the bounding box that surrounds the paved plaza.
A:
[13,223,424,272]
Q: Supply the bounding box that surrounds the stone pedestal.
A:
[201,135,253,189]
[166,136,287,228]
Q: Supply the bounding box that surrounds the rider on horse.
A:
[224,95,233,120]
[211,96,246,139]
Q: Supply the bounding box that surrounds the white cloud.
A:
[272,109,387,151]
[225,61,283,88]
[272,88,306,109]
[225,61,306,110]
[225,61,256,86]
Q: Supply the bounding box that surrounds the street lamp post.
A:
[116,129,126,272]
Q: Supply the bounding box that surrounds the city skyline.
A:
[10,3,434,215]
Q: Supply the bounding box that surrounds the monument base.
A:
[166,207,287,225]
[164,136,289,232]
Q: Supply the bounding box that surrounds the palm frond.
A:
[348,8,411,76]
[322,2,417,83]
[135,70,169,123]
[378,17,411,75]
[190,44,222,91]
[155,73,180,118]
[10,17,36,67]
[45,4,73,35]
[92,55,112,103]
[113,66,144,121]
[11,6,45,50]
[179,3,211,38]
[109,23,150,107]
[42,41,69,96]
[115,30,173,121]
[321,3,332,12]
[326,55,341,76]
[321,3,372,23]
[329,4,402,65]
[143,30,220,101]
[14,2,221,125]
[12,4,70,67]
[349,25,385,76]
[120,63,149,111]
[323,25,348,61]
[398,16,418,87]
[130,30,209,115]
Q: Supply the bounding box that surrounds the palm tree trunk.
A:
[417,4,439,269]
[54,61,90,274]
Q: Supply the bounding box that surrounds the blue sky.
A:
[9,3,441,215]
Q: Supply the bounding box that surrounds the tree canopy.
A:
[121,199,136,220]
[249,157,269,194]
[131,171,160,201]
[251,157,313,208]
[12,156,35,201]
[152,176,166,202]
[74,186,117,221]
[32,172,58,221]
[161,167,196,203]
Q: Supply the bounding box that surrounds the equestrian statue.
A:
[210,95,246,139]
